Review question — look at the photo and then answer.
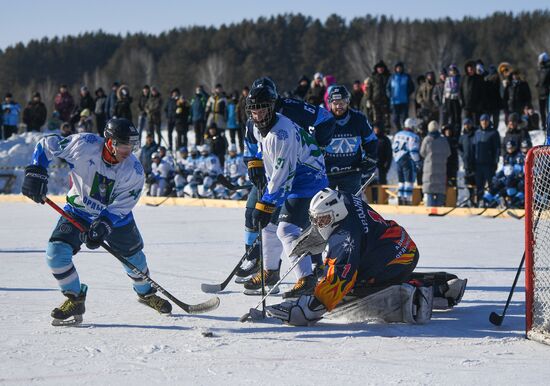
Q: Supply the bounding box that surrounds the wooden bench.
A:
[364,184,458,207]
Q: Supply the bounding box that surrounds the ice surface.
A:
[1,202,550,385]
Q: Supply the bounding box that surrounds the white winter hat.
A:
[427,120,439,133]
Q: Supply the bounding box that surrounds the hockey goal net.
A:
[525,146,550,344]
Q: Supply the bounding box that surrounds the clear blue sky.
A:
[2,0,548,50]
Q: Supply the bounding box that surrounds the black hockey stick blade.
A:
[507,210,525,220]
[472,207,489,216]
[489,311,504,326]
[217,175,253,190]
[176,296,221,314]
[428,207,457,217]
[491,207,509,218]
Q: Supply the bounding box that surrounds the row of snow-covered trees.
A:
[1,11,550,111]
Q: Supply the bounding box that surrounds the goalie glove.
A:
[266,295,326,326]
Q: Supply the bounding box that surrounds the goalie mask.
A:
[309,188,349,240]
[246,80,278,136]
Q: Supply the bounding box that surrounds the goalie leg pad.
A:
[409,272,467,310]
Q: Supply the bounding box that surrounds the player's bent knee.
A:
[46,241,73,267]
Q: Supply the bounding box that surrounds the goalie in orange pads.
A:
[266,188,466,326]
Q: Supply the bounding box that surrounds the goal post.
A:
[525,146,550,344]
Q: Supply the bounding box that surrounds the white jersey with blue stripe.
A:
[392,130,421,162]
[31,133,144,227]
[252,113,328,206]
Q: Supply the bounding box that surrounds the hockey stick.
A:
[239,252,309,322]
[428,198,470,217]
[216,175,253,190]
[507,210,525,220]
[200,236,260,293]
[473,207,489,216]
[44,197,220,314]
[491,206,509,218]
[489,210,541,326]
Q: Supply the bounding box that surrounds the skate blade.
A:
[51,314,83,326]
[235,275,254,284]
[243,286,279,296]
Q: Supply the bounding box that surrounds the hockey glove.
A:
[22,165,48,204]
[81,217,113,250]
[253,201,275,230]
[266,295,326,326]
[360,159,377,179]
[247,159,267,189]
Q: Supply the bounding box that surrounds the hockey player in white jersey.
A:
[21,118,172,325]
[392,118,421,205]
[224,144,248,200]
[243,81,328,298]
[149,151,175,196]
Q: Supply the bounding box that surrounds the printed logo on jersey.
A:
[129,188,142,200]
[274,129,288,141]
[351,195,369,233]
[66,194,85,208]
[84,134,98,144]
[133,161,144,175]
[89,172,115,205]
[367,209,387,225]
[58,138,71,150]
[325,137,360,155]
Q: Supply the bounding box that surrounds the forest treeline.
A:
[1,11,549,108]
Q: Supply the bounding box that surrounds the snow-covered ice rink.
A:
[1,201,550,385]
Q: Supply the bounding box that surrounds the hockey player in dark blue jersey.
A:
[324,85,378,193]
[265,188,467,326]
[235,77,336,282]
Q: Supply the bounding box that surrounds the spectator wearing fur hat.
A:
[536,52,550,130]
[23,92,47,132]
[305,72,326,106]
[114,84,133,122]
[420,120,451,207]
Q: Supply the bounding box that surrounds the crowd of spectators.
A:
[2,52,550,208]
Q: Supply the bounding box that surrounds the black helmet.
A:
[104,118,140,151]
[328,85,350,104]
[251,76,278,95]
[246,81,278,135]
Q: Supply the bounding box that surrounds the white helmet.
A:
[200,144,211,155]
[404,118,416,130]
[309,188,348,240]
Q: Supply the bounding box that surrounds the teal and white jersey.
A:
[392,130,421,162]
[31,133,144,226]
[252,113,328,206]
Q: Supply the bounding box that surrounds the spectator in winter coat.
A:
[365,61,391,130]
[226,92,242,152]
[420,121,451,207]
[502,113,532,155]
[460,61,485,125]
[293,75,310,100]
[235,86,249,153]
[139,133,159,175]
[305,72,326,106]
[482,65,502,130]
[203,123,228,168]
[53,84,74,123]
[175,96,190,149]
[373,122,392,185]
[416,71,438,128]
[75,109,93,133]
[458,118,477,205]
[23,92,47,132]
[113,85,133,123]
[138,85,150,140]
[350,80,364,110]
[190,85,208,146]
[77,86,95,115]
[432,68,448,128]
[94,88,107,136]
[164,88,180,151]
[386,61,414,132]
[473,114,501,205]
[443,124,459,187]
[206,84,227,130]
[1,93,21,139]
[145,87,163,145]
[522,105,540,131]
[507,71,532,116]
[444,64,461,133]
[536,52,550,130]
[104,81,119,119]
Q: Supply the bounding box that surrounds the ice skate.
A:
[51,284,87,326]
[282,274,316,299]
[243,268,280,295]
[235,257,260,284]
[137,288,172,314]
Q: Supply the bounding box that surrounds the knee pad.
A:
[46,241,73,268]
